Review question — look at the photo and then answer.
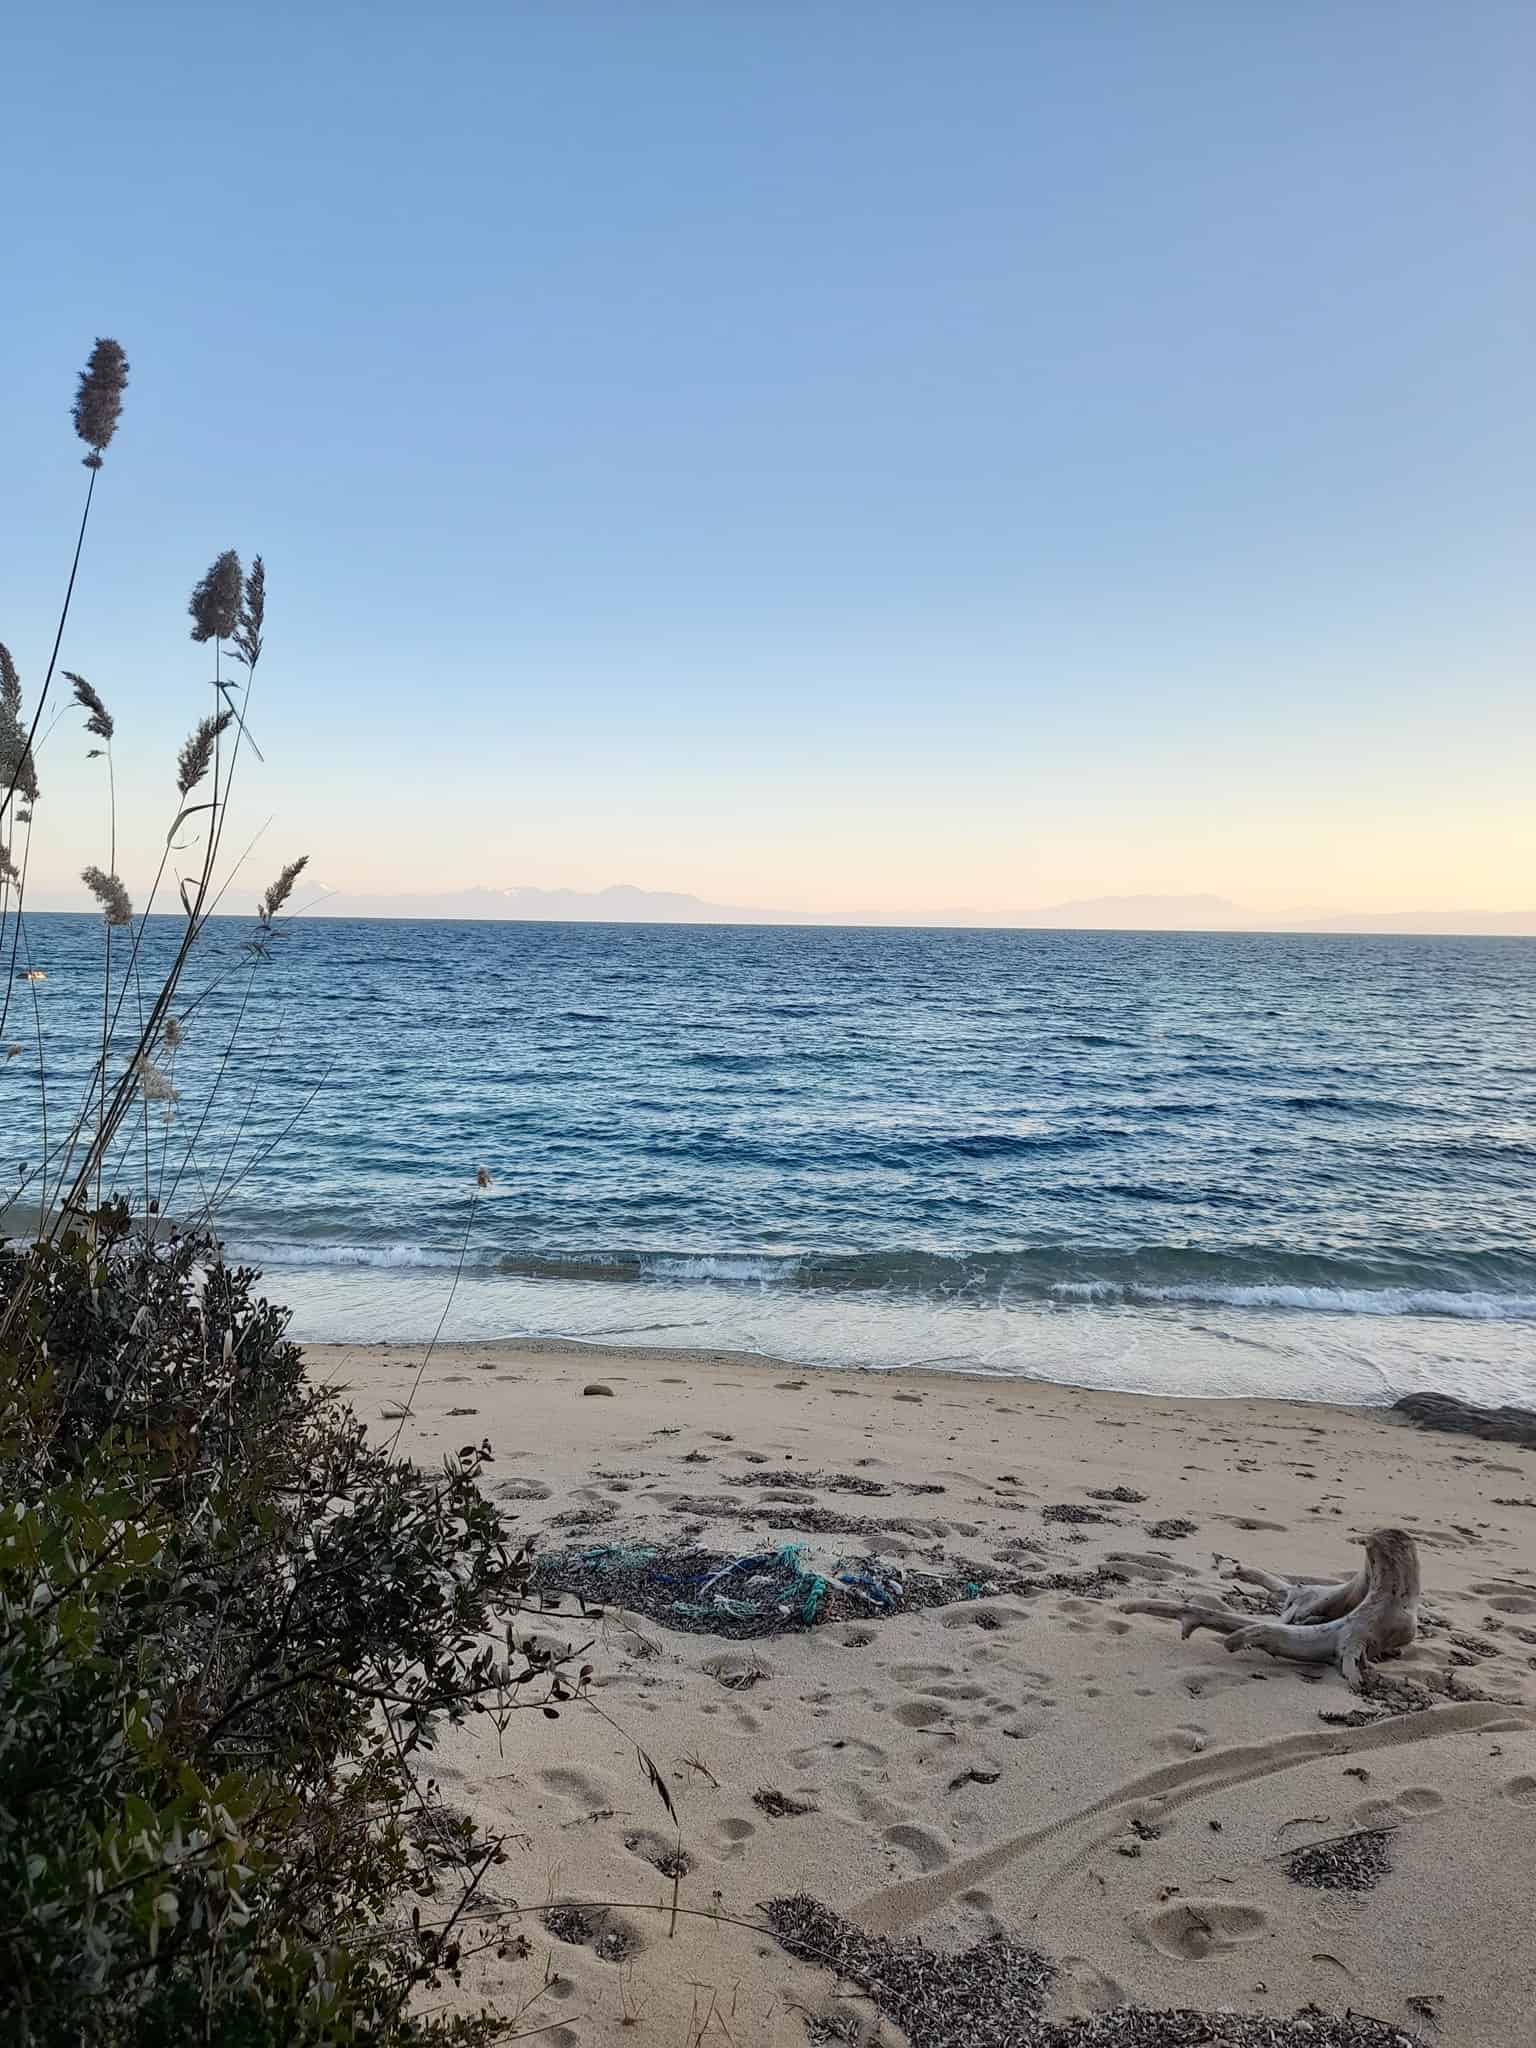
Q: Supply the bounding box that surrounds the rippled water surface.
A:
[8,917,1535,1402]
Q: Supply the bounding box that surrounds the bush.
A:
[0,1222,581,2044]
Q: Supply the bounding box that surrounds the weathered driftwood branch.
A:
[1124,1528,1420,1692]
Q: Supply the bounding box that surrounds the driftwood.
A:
[1124,1527,1420,1691]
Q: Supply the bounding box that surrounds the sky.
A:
[2,3,1533,924]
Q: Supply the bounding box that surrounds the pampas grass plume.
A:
[260,855,308,924]
[188,551,243,643]
[81,864,133,926]
[176,711,234,796]
[66,672,114,742]
[231,555,266,670]
[72,339,129,466]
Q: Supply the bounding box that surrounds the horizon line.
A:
[22,906,1536,940]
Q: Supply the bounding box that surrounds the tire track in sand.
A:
[852,1699,1530,1935]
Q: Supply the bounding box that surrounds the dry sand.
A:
[308,1339,1536,2047]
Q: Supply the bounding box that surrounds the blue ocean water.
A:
[7,915,1536,1404]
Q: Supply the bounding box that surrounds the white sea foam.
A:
[1044,1278,1536,1320]
[225,1239,474,1271]
[636,1252,793,1284]
[1139,1282,1536,1320]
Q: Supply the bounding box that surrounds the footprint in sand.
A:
[1057,1956,1127,2013]
[1151,1723,1210,1757]
[493,1477,551,1502]
[624,1830,691,1878]
[701,1649,774,1690]
[539,1765,618,1808]
[1180,1668,1253,1700]
[1000,1717,1049,1742]
[544,1903,644,1963]
[1110,1551,1198,1582]
[1473,1581,1536,1616]
[1136,1899,1268,1961]
[894,1699,950,1729]
[883,1823,950,1872]
[838,1782,905,1827]
[789,1737,887,1770]
[943,1605,1012,1633]
[1503,1775,1536,1805]
[1351,1785,1445,1829]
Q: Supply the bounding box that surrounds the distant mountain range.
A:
[299,884,1536,936]
[309,884,774,924]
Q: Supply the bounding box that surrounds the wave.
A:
[489,1242,1536,1321]
[224,1235,1536,1322]
[224,1239,501,1272]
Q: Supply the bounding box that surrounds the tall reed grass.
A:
[0,342,600,2047]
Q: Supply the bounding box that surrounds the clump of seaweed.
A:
[1286,1827,1395,1893]
[765,1894,1426,2047]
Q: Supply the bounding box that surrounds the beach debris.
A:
[542,1902,636,1962]
[728,1467,890,1495]
[754,1786,817,1818]
[536,1541,1018,1640]
[546,1500,617,1529]
[801,2007,866,2044]
[1124,1529,1421,1692]
[764,1894,1426,2047]
[624,1830,690,1878]
[948,1768,1001,1791]
[405,1799,482,1869]
[1087,1486,1147,1504]
[1285,1826,1395,1893]
[1042,1502,1113,1525]
[703,1647,770,1689]
[770,1505,899,1538]
[1145,1517,1199,1541]
[582,1381,615,1396]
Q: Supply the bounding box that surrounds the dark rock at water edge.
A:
[1394,1391,1536,1448]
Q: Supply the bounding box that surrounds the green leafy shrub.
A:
[1,1224,582,2044]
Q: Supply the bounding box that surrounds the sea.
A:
[7,915,1536,1408]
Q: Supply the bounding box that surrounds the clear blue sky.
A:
[3,3,1533,919]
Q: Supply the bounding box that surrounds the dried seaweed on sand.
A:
[765,1895,1425,2048]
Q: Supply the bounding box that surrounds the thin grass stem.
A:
[0,465,97,828]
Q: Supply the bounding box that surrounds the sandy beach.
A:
[308,1341,1536,2047]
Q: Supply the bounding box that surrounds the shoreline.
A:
[281,1262,1536,1410]
[310,1336,1536,2046]
[318,1329,1398,1413]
